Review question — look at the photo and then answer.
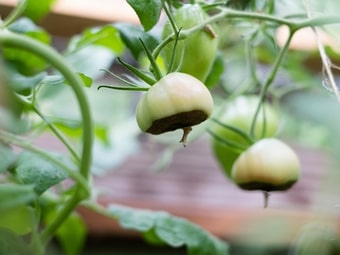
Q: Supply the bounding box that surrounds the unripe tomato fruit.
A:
[162,4,218,83]
[211,96,280,177]
[231,138,300,191]
[136,72,213,144]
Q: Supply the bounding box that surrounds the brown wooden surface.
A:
[0,0,139,36]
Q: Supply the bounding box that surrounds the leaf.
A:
[65,45,116,79]
[0,205,34,235]
[55,213,87,255]
[7,71,47,92]
[76,73,93,87]
[204,54,225,88]
[0,183,37,210]
[5,18,51,75]
[0,228,33,255]
[41,74,65,86]
[24,0,56,21]
[115,22,160,60]
[14,151,69,195]
[0,143,15,173]
[107,204,229,255]
[67,25,125,54]
[126,0,163,31]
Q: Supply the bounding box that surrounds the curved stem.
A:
[1,0,27,28]
[0,29,93,181]
[0,30,93,245]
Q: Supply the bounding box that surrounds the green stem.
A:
[1,0,27,28]
[296,15,340,30]
[250,29,295,138]
[32,105,80,162]
[41,194,80,244]
[0,30,93,245]
[0,130,89,192]
[16,95,80,162]
[153,7,294,58]
[154,6,340,59]
[245,39,261,87]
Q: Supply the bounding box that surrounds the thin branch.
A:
[302,0,340,101]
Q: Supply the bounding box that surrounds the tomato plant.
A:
[1,0,340,254]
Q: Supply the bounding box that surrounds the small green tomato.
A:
[231,138,300,191]
[136,72,213,145]
[162,4,218,83]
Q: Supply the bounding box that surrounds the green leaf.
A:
[55,213,87,255]
[77,73,93,87]
[0,143,15,173]
[69,25,125,54]
[24,0,56,21]
[5,18,51,75]
[8,17,45,34]
[126,0,163,31]
[205,54,225,89]
[65,45,116,79]
[14,151,69,195]
[115,23,160,60]
[0,183,37,210]
[0,205,34,235]
[41,74,65,86]
[107,204,229,255]
[0,228,33,255]
[7,71,47,92]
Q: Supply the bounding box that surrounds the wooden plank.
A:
[0,0,139,36]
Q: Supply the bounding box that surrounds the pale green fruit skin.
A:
[162,4,218,82]
[211,96,280,177]
[231,138,300,191]
[136,72,214,133]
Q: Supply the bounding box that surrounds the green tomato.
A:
[136,72,214,145]
[211,96,280,177]
[162,4,219,83]
[231,138,300,191]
